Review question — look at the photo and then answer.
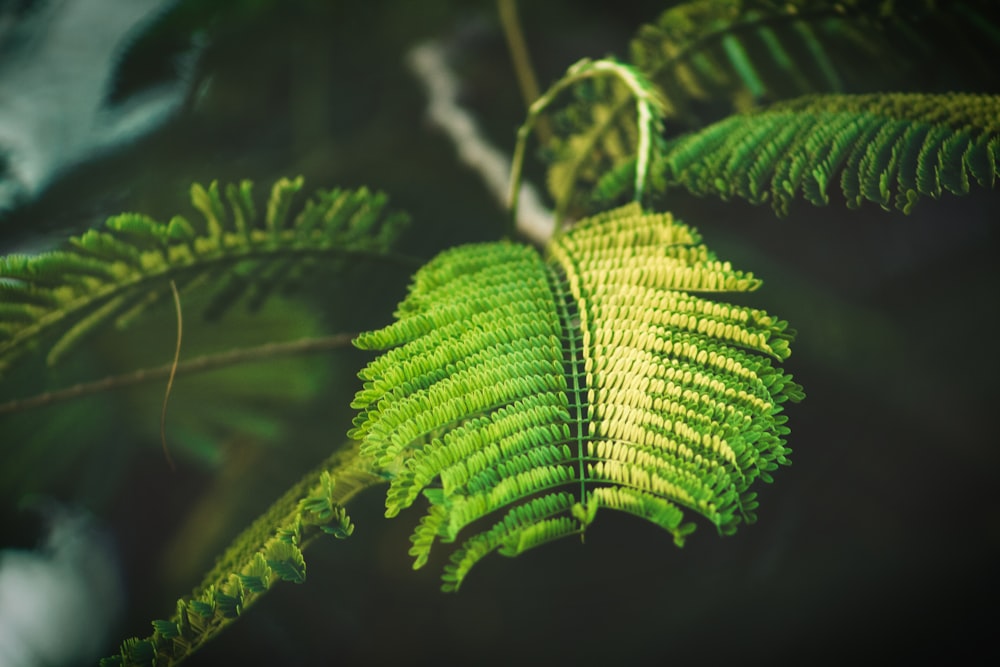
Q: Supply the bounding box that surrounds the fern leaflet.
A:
[560,0,1000,214]
[0,177,410,379]
[102,443,383,667]
[655,92,1000,215]
[631,1,1000,115]
[351,204,802,590]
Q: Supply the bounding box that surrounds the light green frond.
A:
[352,204,801,590]
[385,396,571,517]
[0,177,410,380]
[658,93,1000,215]
[349,242,566,468]
[408,503,450,570]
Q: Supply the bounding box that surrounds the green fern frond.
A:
[0,177,410,379]
[102,443,383,667]
[632,0,1000,117]
[351,204,802,590]
[656,92,1000,215]
[568,1,1000,210]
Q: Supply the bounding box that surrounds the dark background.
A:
[1,1,997,665]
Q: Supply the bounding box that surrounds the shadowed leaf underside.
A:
[350,204,802,590]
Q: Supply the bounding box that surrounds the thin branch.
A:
[160,280,182,470]
[497,0,551,144]
[0,334,356,416]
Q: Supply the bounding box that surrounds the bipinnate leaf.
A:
[351,204,802,590]
[0,177,409,379]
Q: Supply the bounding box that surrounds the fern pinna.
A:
[0,177,408,379]
[655,92,1000,215]
[546,0,1000,219]
[103,443,381,667]
[351,203,803,590]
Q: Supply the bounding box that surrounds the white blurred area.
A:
[0,0,195,214]
[0,500,124,667]
[407,41,554,245]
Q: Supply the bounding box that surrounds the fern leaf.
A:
[658,93,1000,215]
[352,204,801,590]
[0,177,410,379]
[573,1,1000,211]
[103,443,382,667]
[632,0,1000,118]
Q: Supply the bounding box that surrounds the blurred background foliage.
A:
[0,0,998,664]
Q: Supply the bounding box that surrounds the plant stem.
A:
[0,333,356,415]
[508,58,664,230]
[497,0,551,144]
[160,280,182,470]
